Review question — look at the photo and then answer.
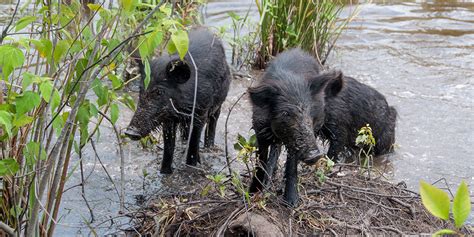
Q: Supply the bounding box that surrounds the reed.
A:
[254,0,357,68]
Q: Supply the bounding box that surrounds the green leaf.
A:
[89,103,98,117]
[237,134,246,146]
[15,91,41,116]
[432,229,457,236]
[119,94,136,111]
[40,81,53,102]
[31,39,52,60]
[87,3,103,11]
[15,16,37,32]
[147,28,163,53]
[227,11,241,21]
[108,73,123,90]
[23,142,47,166]
[13,114,33,127]
[453,180,471,228]
[92,79,108,107]
[22,73,34,90]
[419,180,450,220]
[143,59,151,90]
[51,112,67,136]
[53,40,70,62]
[249,134,257,146]
[171,30,189,60]
[167,40,177,55]
[159,4,171,16]
[0,45,25,79]
[50,89,61,112]
[0,159,20,176]
[233,142,243,151]
[0,111,13,137]
[120,0,135,12]
[77,104,91,126]
[110,103,119,125]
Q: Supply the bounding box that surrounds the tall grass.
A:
[254,0,357,68]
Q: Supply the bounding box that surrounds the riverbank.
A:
[128,164,472,236]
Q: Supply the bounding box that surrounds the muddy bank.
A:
[130,164,471,236]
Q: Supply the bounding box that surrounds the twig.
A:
[79,148,95,223]
[223,91,247,176]
[97,109,126,212]
[0,221,15,237]
[90,139,121,201]
[372,226,404,235]
[215,206,243,237]
[0,0,21,44]
[184,51,198,162]
[388,197,415,218]
[431,178,454,198]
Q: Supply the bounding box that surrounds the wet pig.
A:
[248,48,396,206]
[125,27,231,174]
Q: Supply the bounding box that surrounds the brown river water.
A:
[1,0,473,235]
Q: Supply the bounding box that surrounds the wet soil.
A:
[132,164,471,236]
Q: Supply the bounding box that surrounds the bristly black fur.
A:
[248,48,397,207]
[125,27,231,174]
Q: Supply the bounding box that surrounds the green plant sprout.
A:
[234,133,257,175]
[203,173,227,198]
[419,180,472,236]
[355,124,376,176]
[314,157,335,184]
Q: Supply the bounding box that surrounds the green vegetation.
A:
[419,180,472,235]
[355,124,376,176]
[0,0,195,235]
[314,157,334,184]
[253,0,357,68]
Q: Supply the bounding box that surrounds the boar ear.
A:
[324,70,343,97]
[248,84,279,107]
[309,70,343,98]
[166,59,191,84]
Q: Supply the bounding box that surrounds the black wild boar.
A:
[248,48,396,206]
[125,27,231,174]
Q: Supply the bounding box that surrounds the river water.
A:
[1,0,473,235]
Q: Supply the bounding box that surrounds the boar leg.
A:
[283,154,299,207]
[204,107,221,148]
[249,137,270,193]
[185,124,203,166]
[161,122,177,174]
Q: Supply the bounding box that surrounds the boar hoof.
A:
[160,167,174,174]
[186,153,200,166]
[284,193,299,207]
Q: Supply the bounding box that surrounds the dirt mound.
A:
[129,164,471,236]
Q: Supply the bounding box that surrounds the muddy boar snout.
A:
[125,126,142,140]
[302,149,325,165]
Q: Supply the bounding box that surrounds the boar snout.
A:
[125,126,142,140]
[302,149,325,165]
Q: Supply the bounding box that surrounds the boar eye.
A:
[281,111,289,117]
